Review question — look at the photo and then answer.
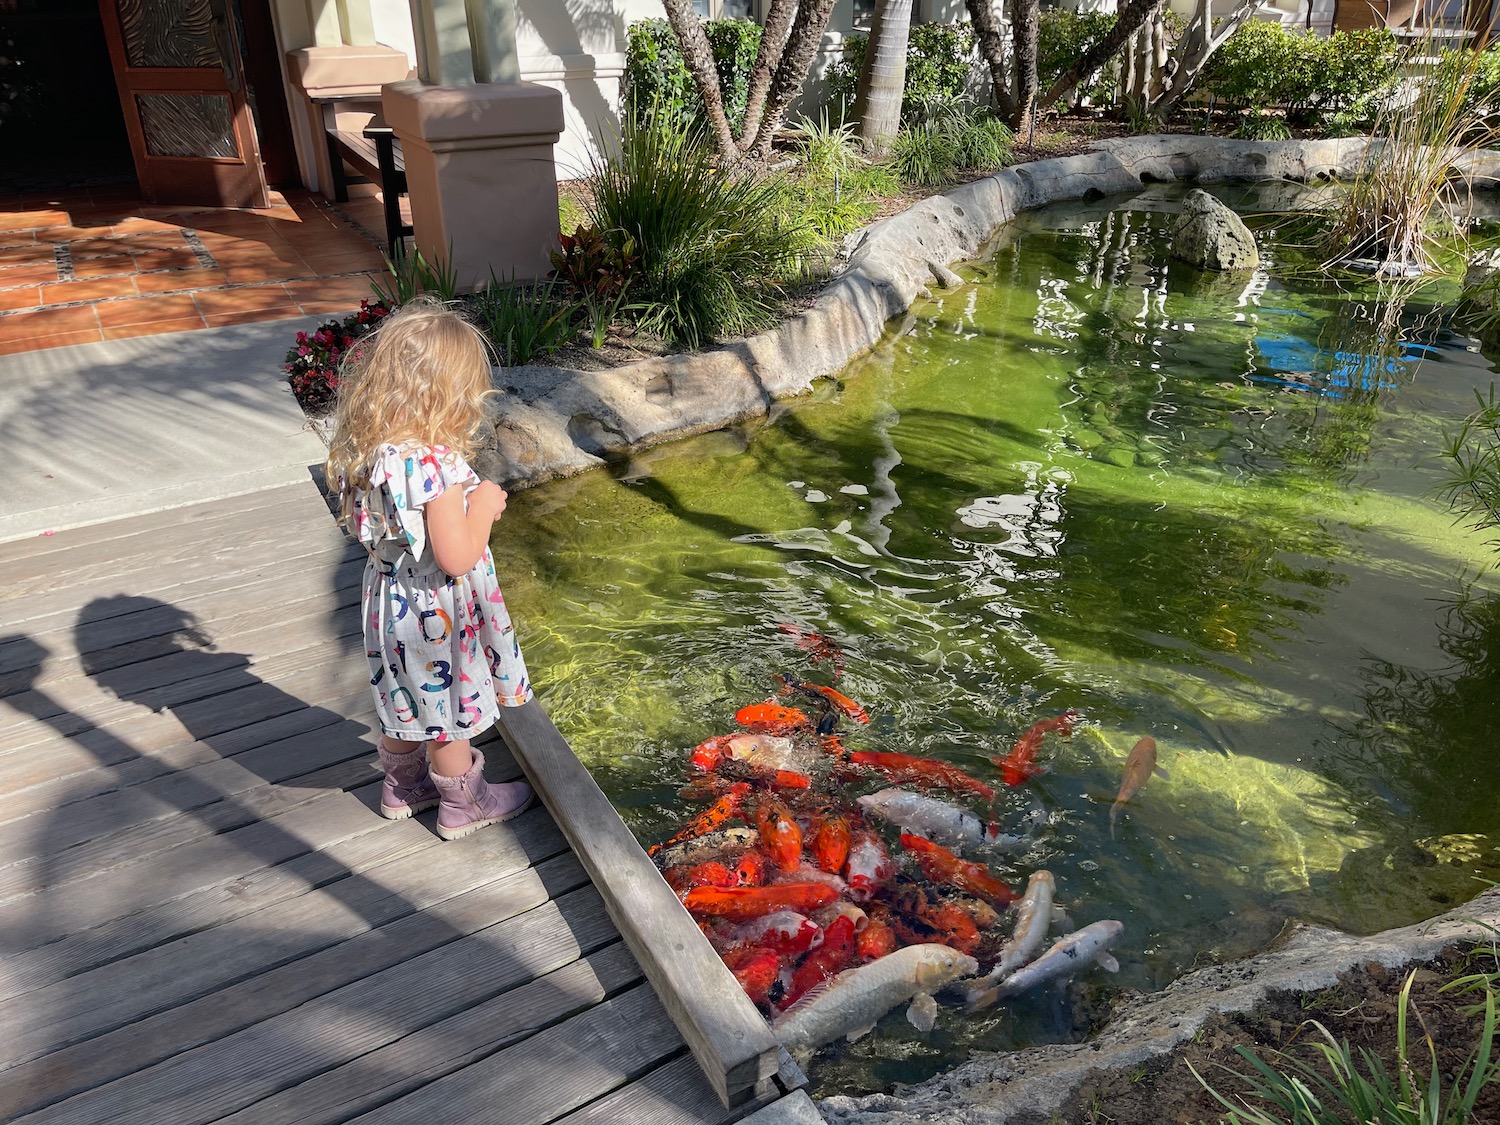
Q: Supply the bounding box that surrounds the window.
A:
[852,0,876,29]
[694,0,756,16]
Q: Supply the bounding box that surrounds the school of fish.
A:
[650,625,1157,1060]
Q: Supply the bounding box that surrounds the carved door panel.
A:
[98,0,269,207]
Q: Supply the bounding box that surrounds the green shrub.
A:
[585,113,812,349]
[1038,10,1119,106]
[1202,22,1397,126]
[890,94,1014,187]
[782,113,900,239]
[624,17,763,134]
[1233,112,1293,141]
[825,22,978,122]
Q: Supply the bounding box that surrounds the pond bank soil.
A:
[819,887,1500,1125]
[1055,947,1500,1125]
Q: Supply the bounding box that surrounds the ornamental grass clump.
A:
[584,112,812,349]
[1322,36,1499,275]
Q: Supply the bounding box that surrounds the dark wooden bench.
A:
[326,123,412,259]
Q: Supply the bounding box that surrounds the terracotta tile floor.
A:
[0,187,398,356]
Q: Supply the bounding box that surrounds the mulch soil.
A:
[1046,944,1500,1125]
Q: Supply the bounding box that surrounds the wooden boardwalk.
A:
[0,482,813,1125]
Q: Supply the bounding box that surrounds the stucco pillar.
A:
[382,79,563,287]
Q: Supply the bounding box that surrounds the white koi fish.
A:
[958,870,1056,1008]
[856,789,1002,849]
[965,920,1123,1011]
[772,943,978,1054]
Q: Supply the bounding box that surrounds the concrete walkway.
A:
[0,316,328,542]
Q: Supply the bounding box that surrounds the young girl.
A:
[325,298,532,840]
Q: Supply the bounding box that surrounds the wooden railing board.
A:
[496,699,791,1110]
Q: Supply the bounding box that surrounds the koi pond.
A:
[495,184,1500,1095]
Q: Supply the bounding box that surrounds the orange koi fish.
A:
[777,622,847,677]
[912,899,981,956]
[722,945,782,1007]
[780,914,858,1010]
[846,750,996,801]
[856,914,897,961]
[648,782,752,856]
[663,859,738,894]
[756,796,804,873]
[682,882,839,922]
[900,832,1017,907]
[1110,735,1167,839]
[733,850,767,887]
[995,710,1080,787]
[810,813,852,875]
[735,701,812,734]
[778,672,870,724]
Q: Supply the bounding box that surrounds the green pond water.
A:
[492,184,1500,1095]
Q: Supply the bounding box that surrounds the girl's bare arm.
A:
[425,481,506,576]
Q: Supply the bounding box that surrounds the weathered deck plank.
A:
[0,483,810,1125]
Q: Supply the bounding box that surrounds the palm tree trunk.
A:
[744,0,839,161]
[738,0,796,145]
[1010,0,1040,134]
[854,0,914,155]
[660,0,738,160]
[965,0,1015,120]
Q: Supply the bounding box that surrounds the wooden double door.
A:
[97,0,270,207]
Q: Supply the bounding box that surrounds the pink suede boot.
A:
[377,743,440,820]
[429,748,533,840]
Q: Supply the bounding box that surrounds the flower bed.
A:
[283,299,390,415]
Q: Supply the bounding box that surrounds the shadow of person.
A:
[0,593,542,1118]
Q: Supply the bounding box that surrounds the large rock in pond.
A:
[1171,189,1260,271]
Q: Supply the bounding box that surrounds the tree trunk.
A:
[660,0,738,160]
[1148,0,1261,123]
[853,0,914,155]
[738,0,796,145]
[1040,0,1165,112]
[965,0,1015,120]
[1010,0,1040,135]
[744,0,839,161]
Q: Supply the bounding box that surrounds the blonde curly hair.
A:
[324,297,495,525]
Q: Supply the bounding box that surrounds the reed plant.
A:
[1438,385,1500,544]
[1322,35,1498,275]
[1190,971,1500,1125]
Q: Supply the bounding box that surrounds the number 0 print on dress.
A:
[351,443,532,741]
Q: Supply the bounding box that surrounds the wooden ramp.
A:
[0,482,813,1125]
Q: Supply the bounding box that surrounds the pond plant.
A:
[1321,36,1500,276]
[1190,972,1500,1125]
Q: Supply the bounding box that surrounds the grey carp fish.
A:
[772,943,978,1053]
[855,789,1000,849]
[959,870,1056,1010]
[964,919,1123,1012]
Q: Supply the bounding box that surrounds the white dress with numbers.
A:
[348,442,531,742]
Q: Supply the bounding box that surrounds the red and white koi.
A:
[844,830,894,903]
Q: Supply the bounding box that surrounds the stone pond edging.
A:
[473,134,1402,487]
[816,886,1500,1125]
